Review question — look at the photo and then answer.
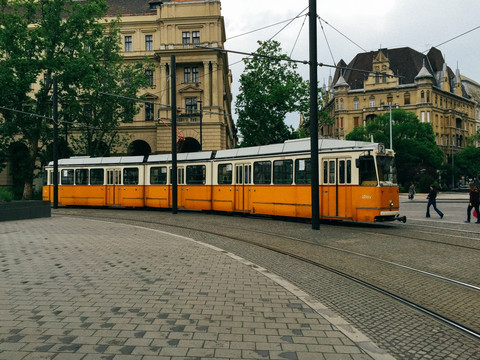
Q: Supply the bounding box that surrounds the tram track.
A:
[54,208,480,343]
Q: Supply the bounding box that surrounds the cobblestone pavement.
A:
[0,217,393,360]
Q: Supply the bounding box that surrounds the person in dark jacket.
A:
[465,183,480,223]
[426,185,444,219]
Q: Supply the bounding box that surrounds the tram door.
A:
[234,164,252,212]
[322,159,350,219]
[106,169,122,206]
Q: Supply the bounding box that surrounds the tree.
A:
[455,146,480,181]
[346,109,444,190]
[0,0,150,199]
[235,40,306,147]
[296,81,332,138]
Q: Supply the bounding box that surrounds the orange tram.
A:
[43,138,406,223]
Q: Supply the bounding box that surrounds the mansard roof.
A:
[104,0,210,17]
[333,46,456,91]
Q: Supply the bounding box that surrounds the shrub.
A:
[0,188,14,202]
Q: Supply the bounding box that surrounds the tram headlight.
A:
[390,200,394,207]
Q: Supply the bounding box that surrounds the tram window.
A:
[170,168,185,184]
[347,160,352,183]
[61,169,74,185]
[254,161,271,184]
[339,160,345,184]
[123,167,139,185]
[236,166,243,184]
[323,161,328,184]
[376,156,397,184]
[329,161,335,184]
[150,166,167,185]
[273,160,293,184]
[75,169,89,185]
[245,165,251,184]
[90,168,104,185]
[358,156,377,186]
[218,163,232,184]
[295,158,311,184]
[186,165,206,184]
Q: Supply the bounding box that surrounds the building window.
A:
[421,111,425,123]
[186,97,197,114]
[369,96,375,108]
[184,67,191,83]
[145,70,154,86]
[192,66,199,83]
[404,92,410,105]
[421,91,425,103]
[353,97,359,110]
[145,35,153,51]
[426,90,430,103]
[354,117,359,127]
[182,32,190,45]
[339,99,344,110]
[145,102,154,121]
[124,36,132,52]
[184,67,199,83]
[192,31,200,44]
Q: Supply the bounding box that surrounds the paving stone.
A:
[0,217,386,359]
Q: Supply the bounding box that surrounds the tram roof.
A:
[214,138,379,159]
[49,155,146,166]
[147,151,213,163]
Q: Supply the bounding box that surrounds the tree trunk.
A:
[22,181,33,200]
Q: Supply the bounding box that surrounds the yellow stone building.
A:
[0,0,235,190]
[325,47,477,155]
[105,0,236,154]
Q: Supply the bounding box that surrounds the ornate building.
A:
[106,0,236,154]
[325,47,478,155]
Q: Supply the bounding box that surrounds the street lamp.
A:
[387,94,393,150]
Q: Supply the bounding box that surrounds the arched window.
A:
[353,97,359,110]
[404,92,410,105]
[421,91,425,103]
[339,99,344,110]
[369,96,375,108]
[426,90,430,103]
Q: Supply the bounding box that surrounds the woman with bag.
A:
[465,183,480,223]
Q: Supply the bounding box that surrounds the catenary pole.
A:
[309,0,319,230]
[53,76,59,209]
[171,56,178,214]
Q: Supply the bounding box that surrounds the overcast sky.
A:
[221,0,480,127]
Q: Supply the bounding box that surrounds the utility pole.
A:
[53,76,59,209]
[309,0,319,230]
[171,56,178,214]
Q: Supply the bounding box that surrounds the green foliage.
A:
[455,146,480,180]
[296,81,332,138]
[235,40,306,146]
[0,188,14,202]
[346,109,444,188]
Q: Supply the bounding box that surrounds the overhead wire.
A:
[290,14,307,58]
[318,16,336,66]
[317,15,367,53]
[425,25,480,52]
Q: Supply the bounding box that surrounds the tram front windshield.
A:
[376,155,397,185]
[358,155,397,186]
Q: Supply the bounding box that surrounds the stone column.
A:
[203,61,211,107]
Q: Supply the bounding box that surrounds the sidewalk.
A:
[0,217,393,360]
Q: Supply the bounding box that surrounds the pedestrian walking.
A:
[426,185,444,219]
[408,183,415,200]
[465,182,480,223]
